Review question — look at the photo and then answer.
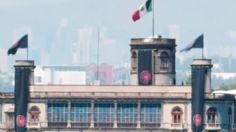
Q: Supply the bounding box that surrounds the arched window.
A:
[160,51,169,69]
[207,107,218,124]
[29,106,40,123]
[171,106,183,124]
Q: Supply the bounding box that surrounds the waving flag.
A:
[132,0,152,22]
[8,34,28,55]
[180,34,204,52]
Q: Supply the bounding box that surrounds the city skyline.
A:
[0,0,236,66]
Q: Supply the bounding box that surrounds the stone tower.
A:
[14,60,35,131]
[191,59,213,132]
[130,36,176,86]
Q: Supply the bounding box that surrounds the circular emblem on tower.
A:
[140,70,152,85]
[16,115,26,127]
[193,114,202,127]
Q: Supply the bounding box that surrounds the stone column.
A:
[113,101,117,128]
[90,100,94,128]
[137,101,141,128]
[67,101,71,128]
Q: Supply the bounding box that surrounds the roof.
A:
[30,85,191,99]
[212,90,236,95]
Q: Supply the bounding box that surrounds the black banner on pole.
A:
[191,67,206,132]
[138,50,152,85]
[15,67,30,132]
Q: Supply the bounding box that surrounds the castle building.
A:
[0,37,235,132]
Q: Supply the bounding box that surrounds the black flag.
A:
[8,34,28,55]
[180,34,204,52]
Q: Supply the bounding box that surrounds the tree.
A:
[218,83,236,90]
[185,75,191,85]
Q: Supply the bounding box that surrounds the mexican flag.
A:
[132,0,152,22]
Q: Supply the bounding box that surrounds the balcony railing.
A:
[233,124,236,129]
[162,122,188,129]
[25,121,189,130]
[3,121,234,130]
[71,122,90,128]
[205,123,221,130]
[141,123,161,128]
[171,123,183,127]
[4,122,14,129]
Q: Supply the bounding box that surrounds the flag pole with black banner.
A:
[7,34,28,59]
[8,34,29,132]
[27,43,28,60]
[180,34,204,57]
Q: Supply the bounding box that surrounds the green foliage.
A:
[218,83,236,90]
[185,75,191,85]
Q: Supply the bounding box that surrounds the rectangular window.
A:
[117,102,137,128]
[47,102,68,128]
[140,103,161,128]
[94,102,114,127]
[70,102,91,128]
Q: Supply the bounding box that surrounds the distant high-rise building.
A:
[50,18,73,65]
[168,25,180,44]
[77,27,97,65]
[90,64,113,85]
[0,49,8,73]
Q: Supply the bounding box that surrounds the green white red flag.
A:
[132,0,152,22]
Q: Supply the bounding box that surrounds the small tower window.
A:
[171,106,182,124]
[207,107,219,125]
[160,51,170,69]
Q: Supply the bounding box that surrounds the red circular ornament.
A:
[140,70,151,85]
[193,114,202,127]
[16,115,26,127]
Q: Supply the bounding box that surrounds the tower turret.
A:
[191,59,213,132]
[130,36,176,86]
[14,60,35,131]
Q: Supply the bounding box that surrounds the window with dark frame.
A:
[131,51,137,71]
[171,106,182,124]
[207,107,218,125]
[160,51,170,70]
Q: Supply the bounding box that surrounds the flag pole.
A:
[26,34,28,60]
[152,0,155,38]
[202,34,204,59]
[202,48,204,59]
[27,46,28,60]
[97,29,100,81]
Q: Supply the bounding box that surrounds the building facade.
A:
[0,37,235,132]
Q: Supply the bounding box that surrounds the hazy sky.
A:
[1,0,236,65]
